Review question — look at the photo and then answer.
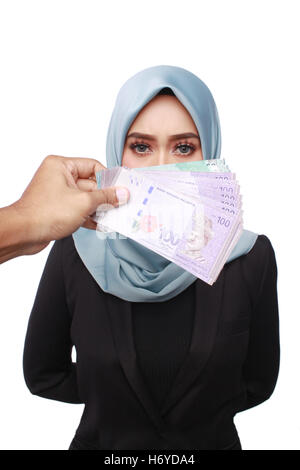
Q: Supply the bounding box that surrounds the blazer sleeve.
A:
[22,238,83,404]
[236,235,280,413]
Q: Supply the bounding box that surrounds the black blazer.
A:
[22,233,280,450]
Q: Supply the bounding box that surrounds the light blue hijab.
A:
[72,65,258,302]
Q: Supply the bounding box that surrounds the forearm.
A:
[23,360,83,404]
[237,348,280,413]
[22,239,83,404]
[236,236,280,414]
[0,203,47,264]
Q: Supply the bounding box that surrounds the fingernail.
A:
[116,187,129,205]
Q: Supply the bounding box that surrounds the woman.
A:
[22,65,280,450]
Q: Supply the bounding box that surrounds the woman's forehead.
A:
[126,101,199,139]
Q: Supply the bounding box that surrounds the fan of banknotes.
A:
[91,159,243,285]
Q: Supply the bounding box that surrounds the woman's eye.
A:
[130,143,150,154]
[174,144,195,155]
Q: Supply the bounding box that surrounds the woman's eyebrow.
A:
[126,132,200,141]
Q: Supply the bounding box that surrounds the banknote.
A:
[133,172,241,209]
[95,159,231,188]
[138,170,236,181]
[97,167,241,216]
[92,165,243,285]
[133,158,230,172]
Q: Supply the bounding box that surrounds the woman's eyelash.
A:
[129,142,152,154]
[129,141,196,155]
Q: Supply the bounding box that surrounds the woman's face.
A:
[122,95,203,168]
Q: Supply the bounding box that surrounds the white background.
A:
[0,0,299,450]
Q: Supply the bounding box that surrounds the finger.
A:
[77,179,98,191]
[81,217,97,230]
[60,156,107,181]
[81,186,130,214]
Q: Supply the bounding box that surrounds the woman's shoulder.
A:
[52,234,82,273]
[52,234,77,256]
[244,233,276,264]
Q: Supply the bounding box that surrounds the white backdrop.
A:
[0,0,299,450]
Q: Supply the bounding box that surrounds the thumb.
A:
[83,186,130,214]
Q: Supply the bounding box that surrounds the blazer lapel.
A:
[160,270,225,416]
[105,294,166,431]
[105,269,225,430]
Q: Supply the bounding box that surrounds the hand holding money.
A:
[92,159,243,285]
